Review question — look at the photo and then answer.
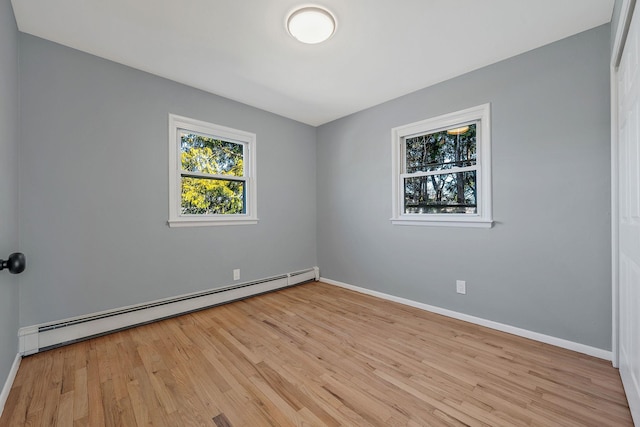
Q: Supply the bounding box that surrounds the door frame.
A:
[611,0,636,369]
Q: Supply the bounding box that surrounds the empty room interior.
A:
[1,0,640,425]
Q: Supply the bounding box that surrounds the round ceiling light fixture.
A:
[287,6,336,44]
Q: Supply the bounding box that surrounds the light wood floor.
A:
[0,282,633,426]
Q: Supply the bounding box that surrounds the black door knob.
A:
[1,253,26,274]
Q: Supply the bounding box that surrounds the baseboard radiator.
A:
[18,266,319,355]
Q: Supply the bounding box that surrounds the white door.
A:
[618,3,640,423]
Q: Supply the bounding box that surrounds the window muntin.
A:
[169,114,257,227]
[391,104,492,227]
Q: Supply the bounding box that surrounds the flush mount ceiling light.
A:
[287,6,336,44]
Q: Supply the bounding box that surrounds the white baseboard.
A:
[19,267,319,356]
[321,277,612,361]
[0,353,21,419]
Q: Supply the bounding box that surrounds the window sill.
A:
[391,217,493,228]
[168,217,259,228]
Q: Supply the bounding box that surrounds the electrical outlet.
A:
[233,269,240,281]
[456,280,466,295]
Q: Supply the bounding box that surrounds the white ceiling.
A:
[11,0,615,126]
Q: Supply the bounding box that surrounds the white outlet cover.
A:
[456,280,466,294]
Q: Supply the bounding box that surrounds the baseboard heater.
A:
[18,266,319,356]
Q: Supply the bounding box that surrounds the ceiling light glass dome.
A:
[287,7,336,44]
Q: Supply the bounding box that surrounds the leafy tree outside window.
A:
[391,104,493,228]
[168,115,257,227]
[180,132,245,215]
[404,124,477,214]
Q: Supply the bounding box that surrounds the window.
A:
[391,104,492,227]
[168,114,257,227]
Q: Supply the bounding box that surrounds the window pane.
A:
[405,123,476,173]
[180,131,244,176]
[404,171,477,214]
[181,176,245,215]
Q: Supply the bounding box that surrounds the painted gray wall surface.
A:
[317,25,612,350]
[0,0,20,384]
[18,34,317,326]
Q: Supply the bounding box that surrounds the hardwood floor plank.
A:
[72,366,88,423]
[85,343,105,426]
[0,282,633,426]
[126,379,151,427]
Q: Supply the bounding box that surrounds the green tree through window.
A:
[169,114,257,227]
[180,132,246,215]
[391,103,492,227]
[404,124,477,214]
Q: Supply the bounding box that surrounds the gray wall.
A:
[0,0,20,385]
[18,34,317,326]
[317,25,612,350]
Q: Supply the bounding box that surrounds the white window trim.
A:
[391,103,493,228]
[168,114,258,227]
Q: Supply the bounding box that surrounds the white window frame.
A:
[391,103,493,228]
[168,114,258,227]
